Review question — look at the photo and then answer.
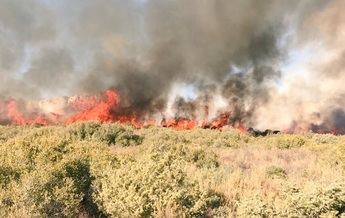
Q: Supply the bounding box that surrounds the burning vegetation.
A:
[2,1,345,217]
[0,90,239,131]
[0,0,345,134]
[0,88,344,135]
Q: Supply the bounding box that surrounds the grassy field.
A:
[0,122,345,217]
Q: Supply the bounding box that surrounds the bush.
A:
[275,135,306,149]
[235,183,345,217]
[0,166,20,188]
[266,166,287,179]
[311,134,339,145]
[237,196,276,217]
[280,183,345,217]
[66,122,143,146]
[189,149,220,169]
[93,145,223,217]
[1,159,101,217]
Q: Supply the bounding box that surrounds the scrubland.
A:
[0,122,345,217]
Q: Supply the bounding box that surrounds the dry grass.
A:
[204,146,345,216]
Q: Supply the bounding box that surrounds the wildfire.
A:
[161,118,197,130]
[6,99,49,125]
[0,90,236,130]
[1,89,343,134]
[66,90,119,124]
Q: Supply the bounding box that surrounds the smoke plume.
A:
[2,0,345,132]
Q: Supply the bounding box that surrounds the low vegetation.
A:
[0,122,345,217]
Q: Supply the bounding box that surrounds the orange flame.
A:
[66,90,119,124]
[6,99,48,125]
[0,89,248,131]
[161,118,197,130]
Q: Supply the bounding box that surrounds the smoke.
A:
[76,0,301,119]
[254,0,345,133]
[2,0,344,131]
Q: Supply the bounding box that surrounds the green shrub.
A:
[66,122,143,146]
[20,159,98,217]
[93,145,223,217]
[189,149,220,169]
[236,183,345,217]
[237,196,276,217]
[266,166,287,179]
[275,135,306,149]
[0,166,20,188]
[212,137,237,148]
[311,134,339,145]
[281,183,345,217]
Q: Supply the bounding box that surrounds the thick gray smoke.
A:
[2,0,343,131]
[254,0,345,133]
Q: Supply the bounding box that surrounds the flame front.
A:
[0,90,236,130]
[2,89,343,134]
[66,90,119,124]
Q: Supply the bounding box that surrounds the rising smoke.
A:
[1,0,344,132]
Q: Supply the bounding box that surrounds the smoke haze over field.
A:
[0,0,344,132]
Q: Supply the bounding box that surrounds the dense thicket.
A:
[0,122,345,217]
